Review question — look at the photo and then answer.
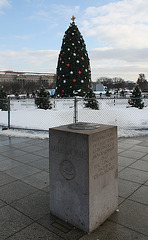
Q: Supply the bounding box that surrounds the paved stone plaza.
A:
[0,134,148,239]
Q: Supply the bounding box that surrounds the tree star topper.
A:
[71,15,76,22]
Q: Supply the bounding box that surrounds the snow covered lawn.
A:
[0,98,148,139]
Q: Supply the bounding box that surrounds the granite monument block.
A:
[49,123,118,233]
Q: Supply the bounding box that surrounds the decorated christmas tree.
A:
[55,16,91,97]
[128,85,144,109]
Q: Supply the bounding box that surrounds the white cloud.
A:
[89,47,148,62]
[13,35,31,40]
[0,0,10,14]
[88,47,148,81]
[81,0,148,48]
[51,4,80,20]
[0,0,10,8]
[0,49,59,73]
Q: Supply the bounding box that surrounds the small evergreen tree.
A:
[84,88,99,110]
[0,87,8,111]
[120,90,125,97]
[137,73,148,91]
[55,16,91,97]
[106,90,111,97]
[128,85,144,109]
[35,86,52,110]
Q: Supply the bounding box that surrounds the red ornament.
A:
[66,63,70,67]
[88,85,90,88]
[62,52,64,54]
[78,71,81,74]
[75,47,77,49]
[60,58,62,61]
[58,76,60,79]
[82,43,84,45]
[62,89,64,93]
[69,38,72,40]
[73,79,76,82]
[81,57,84,60]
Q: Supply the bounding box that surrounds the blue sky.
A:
[0,0,148,82]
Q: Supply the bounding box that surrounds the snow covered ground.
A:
[0,98,148,139]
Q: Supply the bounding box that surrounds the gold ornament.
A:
[71,15,76,22]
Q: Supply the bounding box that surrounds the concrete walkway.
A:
[0,135,148,240]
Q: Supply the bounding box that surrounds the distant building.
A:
[0,71,56,87]
[92,81,106,91]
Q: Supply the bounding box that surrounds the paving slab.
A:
[129,185,148,205]
[0,180,37,204]
[6,222,63,240]
[130,145,148,153]
[10,190,50,221]
[140,154,148,162]
[119,167,148,184]
[1,149,26,158]
[119,150,146,159]
[129,160,148,172]
[118,156,137,167]
[118,178,141,198]
[0,158,24,170]
[0,199,7,208]
[13,153,42,164]
[28,157,49,171]
[22,171,49,189]
[5,164,41,179]
[0,205,33,240]
[38,213,85,240]
[79,220,148,240]
[110,199,148,236]
[0,172,17,186]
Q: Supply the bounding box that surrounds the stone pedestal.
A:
[49,123,118,233]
